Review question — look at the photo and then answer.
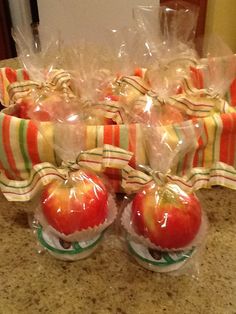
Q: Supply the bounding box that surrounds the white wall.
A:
[37,0,159,45]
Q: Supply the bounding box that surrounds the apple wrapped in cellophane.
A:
[20,78,119,261]
[121,121,208,273]
[35,164,117,261]
[30,95,121,260]
[31,110,119,260]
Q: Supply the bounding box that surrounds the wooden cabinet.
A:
[0,0,16,60]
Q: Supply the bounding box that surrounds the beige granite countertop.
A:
[0,58,236,314]
[0,188,235,314]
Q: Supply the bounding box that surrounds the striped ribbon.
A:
[172,77,231,117]
[0,67,30,107]
[121,161,236,194]
[96,100,125,124]
[5,69,73,107]
[121,165,154,193]
[117,76,150,95]
[0,144,133,201]
[118,74,232,118]
[1,133,236,200]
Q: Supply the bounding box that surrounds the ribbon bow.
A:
[117,74,231,118]
[6,69,73,106]
[121,165,170,194]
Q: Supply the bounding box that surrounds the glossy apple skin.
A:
[131,183,202,249]
[41,169,108,235]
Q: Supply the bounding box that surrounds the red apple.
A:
[41,169,108,235]
[10,96,52,121]
[10,97,34,119]
[131,183,202,249]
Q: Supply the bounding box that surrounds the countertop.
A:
[0,58,236,314]
[0,188,235,314]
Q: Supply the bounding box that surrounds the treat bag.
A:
[194,34,236,97]
[133,2,199,97]
[102,27,153,112]
[5,26,75,121]
[30,95,123,260]
[121,121,208,274]
[58,29,150,126]
[53,39,127,126]
[10,28,120,125]
[12,26,64,82]
[179,35,235,117]
[122,27,235,124]
[11,33,121,260]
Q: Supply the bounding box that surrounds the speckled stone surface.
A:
[0,188,235,314]
[0,59,236,314]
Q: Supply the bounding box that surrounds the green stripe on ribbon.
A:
[16,69,24,81]
[19,119,31,174]
[83,152,103,157]
[0,165,59,188]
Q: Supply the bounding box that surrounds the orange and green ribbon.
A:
[0,144,133,201]
[118,75,233,118]
[5,69,73,107]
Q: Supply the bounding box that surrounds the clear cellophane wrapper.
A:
[10,29,125,259]
[133,2,199,97]
[128,2,235,124]
[193,34,235,97]
[31,109,118,255]
[30,158,119,261]
[114,3,197,125]
[10,26,120,125]
[121,121,208,274]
